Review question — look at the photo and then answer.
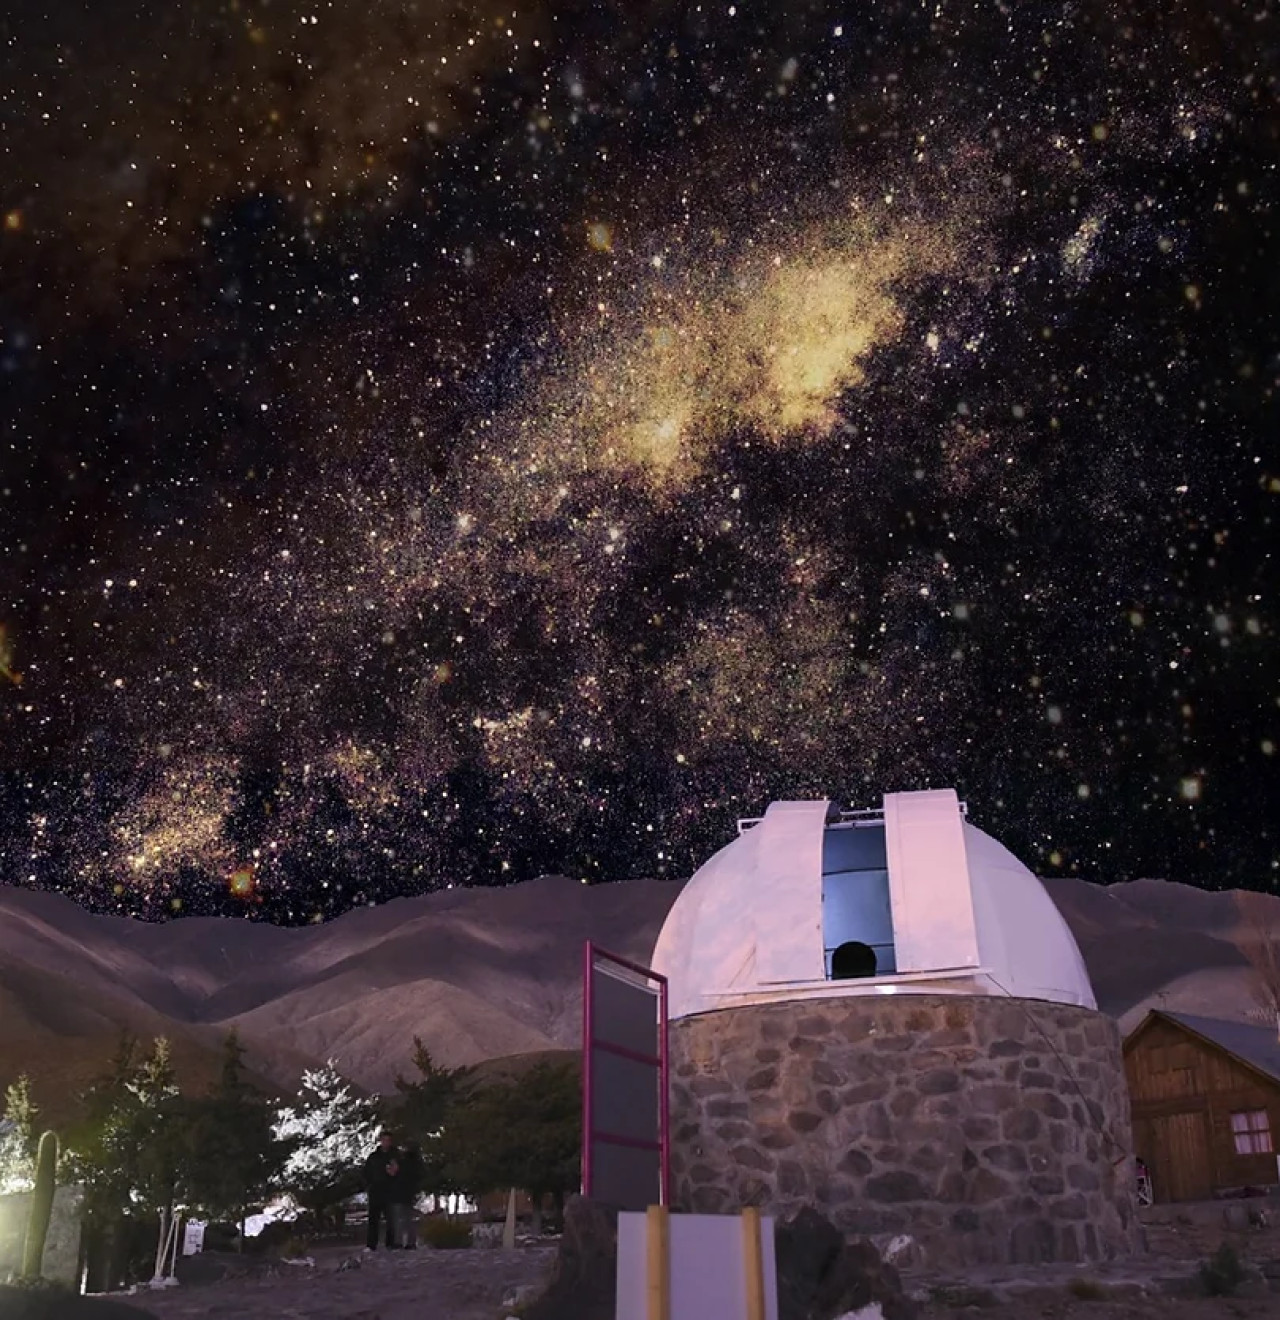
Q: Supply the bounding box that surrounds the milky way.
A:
[2,0,1277,921]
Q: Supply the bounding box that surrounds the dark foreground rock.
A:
[0,1288,158,1320]
[523,1199,914,1320]
[777,1207,916,1320]
[522,1197,617,1320]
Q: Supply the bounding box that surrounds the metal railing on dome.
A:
[736,800,968,834]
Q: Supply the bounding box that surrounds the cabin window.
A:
[1231,1110,1273,1156]
[821,824,896,978]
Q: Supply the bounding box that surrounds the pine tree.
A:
[127,1038,184,1210]
[123,1038,189,1281]
[66,1032,187,1288]
[393,1039,468,1195]
[67,1032,142,1224]
[443,1061,581,1233]
[0,1074,38,1194]
[186,1032,286,1246]
[273,1061,380,1227]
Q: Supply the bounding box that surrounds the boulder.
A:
[776,1207,843,1318]
[776,1208,916,1320]
[521,1197,617,1320]
[0,1288,158,1320]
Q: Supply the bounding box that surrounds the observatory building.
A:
[651,789,1139,1267]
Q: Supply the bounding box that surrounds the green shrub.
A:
[420,1216,473,1249]
[1199,1241,1244,1297]
[280,1235,311,1259]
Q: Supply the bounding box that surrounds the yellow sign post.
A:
[646,1204,671,1320]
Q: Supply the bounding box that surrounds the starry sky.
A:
[1,0,1277,923]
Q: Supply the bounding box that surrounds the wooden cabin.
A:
[1124,1010,1280,1203]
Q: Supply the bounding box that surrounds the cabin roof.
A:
[1128,1010,1280,1088]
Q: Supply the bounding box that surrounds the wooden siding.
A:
[1125,1016,1280,1203]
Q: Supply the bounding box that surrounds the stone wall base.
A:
[669,994,1139,1268]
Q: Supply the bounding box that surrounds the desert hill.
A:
[0,871,1269,1121]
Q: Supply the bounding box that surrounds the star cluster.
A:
[1,0,1277,921]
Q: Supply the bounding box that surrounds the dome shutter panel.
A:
[751,800,829,985]
[884,789,981,974]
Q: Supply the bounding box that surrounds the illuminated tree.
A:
[273,1062,380,1226]
[0,1074,38,1195]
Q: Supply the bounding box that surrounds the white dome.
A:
[651,789,1095,1020]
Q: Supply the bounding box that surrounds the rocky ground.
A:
[63,1200,1280,1320]
[910,1199,1280,1320]
[107,1244,557,1320]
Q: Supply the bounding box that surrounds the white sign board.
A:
[616,1212,779,1320]
[181,1221,206,1256]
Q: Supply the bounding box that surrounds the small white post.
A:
[502,1187,517,1251]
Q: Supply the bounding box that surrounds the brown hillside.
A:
[0,872,1271,1123]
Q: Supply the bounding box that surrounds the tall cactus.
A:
[21,1130,59,1279]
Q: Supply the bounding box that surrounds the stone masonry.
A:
[669,994,1139,1268]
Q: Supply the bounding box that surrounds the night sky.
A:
[1,0,1277,923]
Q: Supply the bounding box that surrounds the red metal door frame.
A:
[581,940,671,1207]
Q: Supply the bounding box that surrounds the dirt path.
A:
[117,1245,557,1320]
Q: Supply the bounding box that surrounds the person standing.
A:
[394,1139,425,1248]
[362,1131,403,1251]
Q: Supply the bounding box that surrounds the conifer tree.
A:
[0,1074,38,1194]
[186,1032,286,1246]
[393,1038,468,1195]
[273,1061,380,1227]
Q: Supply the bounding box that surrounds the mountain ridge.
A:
[0,873,1267,1122]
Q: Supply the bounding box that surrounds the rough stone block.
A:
[840,1079,890,1104]
[731,1145,774,1172]
[872,1035,915,1053]
[890,1090,919,1118]
[795,1014,833,1036]
[982,1143,1029,1173]
[689,1074,732,1098]
[1009,1218,1057,1264]
[705,1097,749,1119]
[746,1067,778,1092]
[990,1038,1024,1057]
[1002,1108,1041,1141]
[810,1061,844,1087]
[962,1116,999,1142]
[917,1069,961,1096]
[866,1170,928,1203]
[787,1110,824,1135]
[1067,1163,1101,1192]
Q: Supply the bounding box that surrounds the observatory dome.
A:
[651,788,1094,1020]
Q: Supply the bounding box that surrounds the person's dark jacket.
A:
[363,1145,403,1205]
[394,1143,425,1205]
